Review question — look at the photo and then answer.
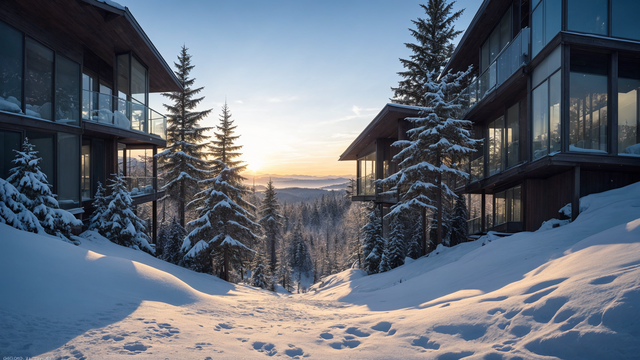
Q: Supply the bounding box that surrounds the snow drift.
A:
[1,182,640,359]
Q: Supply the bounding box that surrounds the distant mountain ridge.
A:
[243,174,352,190]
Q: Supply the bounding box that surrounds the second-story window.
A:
[481,7,512,74]
[567,0,607,36]
[0,20,23,113]
[531,0,561,58]
[25,39,54,121]
[618,55,640,155]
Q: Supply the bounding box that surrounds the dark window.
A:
[532,0,562,58]
[480,8,512,72]
[549,71,561,154]
[81,141,91,200]
[55,55,80,125]
[26,131,55,186]
[495,186,522,226]
[570,52,609,153]
[25,39,54,120]
[612,0,640,41]
[532,80,549,160]
[0,130,21,179]
[567,0,608,35]
[0,21,23,113]
[506,102,520,168]
[618,56,640,155]
[57,132,80,209]
[488,116,504,176]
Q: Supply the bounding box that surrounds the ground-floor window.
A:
[0,130,21,179]
[494,185,522,226]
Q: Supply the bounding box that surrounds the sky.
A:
[122,0,482,177]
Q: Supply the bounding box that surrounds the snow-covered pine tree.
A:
[384,68,476,251]
[379,217,406,272]
[392,0,463,106]
[88,181,109,236]
[209,102,244,177]
[157,45,212,228]
[157,218,187,264]
[361,207,385,275]
[259,179,282,274]
[0,177,43,233]
[182,162,257,281]
[8,139,81,243]
[449,194,468,246]
[288,222,312,276]
[429,206,451,247]
[100,173,154,253]
[406,221,423,259]
[250,251,269,290]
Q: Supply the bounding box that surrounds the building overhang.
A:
[443,0,514,74]
[339,103,422,161]
[3,0,181,93]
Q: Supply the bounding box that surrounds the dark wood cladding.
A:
[524,171,572,231]
[0,0,180,92]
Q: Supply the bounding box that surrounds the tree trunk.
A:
[178,181,186,228]
[223,245,230,282]
[436,153,443,247]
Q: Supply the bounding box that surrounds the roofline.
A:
[443,0,491,74]
[81,0,183,92]
[338,103,422,161]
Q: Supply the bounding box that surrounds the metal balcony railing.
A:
[460,28,530,116]
[82,90,166,139]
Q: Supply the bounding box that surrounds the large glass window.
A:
[55,55,80,125]
[488,117,504,176]
[618,57,640,155]
[480,8,512,72]
[506,103,520,168]
[570,52,608,153]
[81,141,91,200]
[25,39,54,120]
[131,57,148,133]
[549,72,562,154]
[494,186,522,226]
[0,21,23,113]
[532,81,549,159]
[26,131,54,185]
[532,0,562,58]
[612,0,640,41]
[357,152,376,196]
[0,130,21,179]
[567,0,608,35]
[57,132,80,209]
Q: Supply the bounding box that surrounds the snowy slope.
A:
[1,183,640,359]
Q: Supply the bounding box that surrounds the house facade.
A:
[341,0,640,236]
[0,0,181,241]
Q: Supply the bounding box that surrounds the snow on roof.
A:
[96,0,125,10]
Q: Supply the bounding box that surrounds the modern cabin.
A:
[341,0,640,237]
[0,0,182,241]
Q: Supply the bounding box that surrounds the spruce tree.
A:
[361,207,385,275]
[259,179,282,274]
[209,102,244,177]
[100,174,154,253]
[384,68,476,251]
[158,218,187,264]
[449,194,468,246]
[379,217,406,272]
[158,45,212,228]
[392,0,464,106]
[182,163,257,281]
[250,251,269,290]
[0,177,42,234]
[8,139,81,243]
[88,181,109,235]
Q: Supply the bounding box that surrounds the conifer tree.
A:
[158,45,212,228]
[209,102,244,177]
[157,218,187,264]
[0,177,42,234]
[8,139,81,243]
[100,174,153,253]
[259,179,282,274]
[88,181,109,235]
[449,194,468,246]
[379,217,406,272]
[250,251,269,290]
[392,0,464,106]
[288,222,312,276]
[385,68,476,251]
[361,207,385,275]
[182,163,257,281]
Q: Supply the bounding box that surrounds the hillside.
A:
[1,183,640,359]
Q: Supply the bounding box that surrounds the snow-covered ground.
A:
[1,183,640,359]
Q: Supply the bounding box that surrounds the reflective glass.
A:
[570,53,608,152]
[0,21,23,112]
[488,116,504,176]
[532,82,549,160]
[25,39,54,120]
[55,55,80,125]
[26,131,54,185]
[567,0,608,35]
[81,143,91,200]
[0,130,21,179]
[57,132,80,209]
[532,5,544,57]
[506,103,519,167]
[612,0,640,41]
[545,0,562,42]
[549,71,561,153]
[618,56,640,155]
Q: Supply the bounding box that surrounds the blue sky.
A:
[123,0,482,176]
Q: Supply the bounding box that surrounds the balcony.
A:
[357,174,375,197]
[469,155,485,183]
[124,176,157,197]
[82,90,166,139]
[460,28,530,116]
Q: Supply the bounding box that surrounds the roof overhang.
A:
[3,0,182,93]
[443,0,514,74]
[339,103,422,161]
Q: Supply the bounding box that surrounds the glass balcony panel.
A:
[82,89,166,139]
[124,176,156,197]
[470,156,484,182]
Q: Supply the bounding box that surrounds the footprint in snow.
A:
[371,321,393,333]
[345,327,370,337]
[329,339,360,350]
[252,341,277,356]
[284,344,305,358]
[411,336,440,350]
